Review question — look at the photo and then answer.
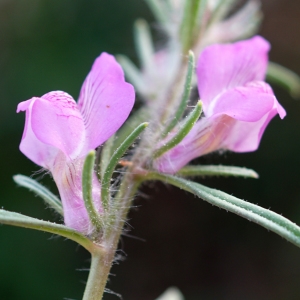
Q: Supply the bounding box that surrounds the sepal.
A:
[162,50,195,137]
[113,107,150,150]
[101,122,148,211]
[154,101,202,159]
[82,151,103,233]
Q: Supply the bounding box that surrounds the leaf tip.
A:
[12,174,23,184]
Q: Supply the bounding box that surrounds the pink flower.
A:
[17,53,135,234]
[154,36,286,174]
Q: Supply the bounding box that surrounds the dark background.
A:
[0,1,300,299]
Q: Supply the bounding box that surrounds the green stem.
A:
[82,246,114,300]
[104,172,142,241]
[82,171,143,299]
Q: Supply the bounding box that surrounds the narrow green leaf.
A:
[208,0,238,24]
[145,0,169,29]
[113,107,150,151]
[180,0,203,53]
[134,19,154,71]
[162,51,195,137]
[145,172,300,248]
[100,135,115,181]
[0,209,92,251]
[116,55,146,93]
[82,151,102,231]
[177,165,258,178]
[267,62,300,98]
[101,122,149,210]
[154,101,202,159]
[13,174,63,215]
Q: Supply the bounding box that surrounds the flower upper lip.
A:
[17,52,135,168]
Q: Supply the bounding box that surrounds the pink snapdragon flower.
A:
[154,36,286,174]
[17,53,135,234]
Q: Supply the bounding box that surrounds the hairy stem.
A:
[83,171,142,299]
[82,15,198,297]
[82,246,113,300]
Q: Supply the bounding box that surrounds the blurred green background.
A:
[1,0,300,299]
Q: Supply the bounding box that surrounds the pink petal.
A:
[52,154,102,234]
[17,98,59,168]
[223,101,286,152]
[30,91,86,159]
[78,52,135,150]
[154,95,285,174]
[154,36,286,174]
[197,36,270,113]
[208,81,276,120]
